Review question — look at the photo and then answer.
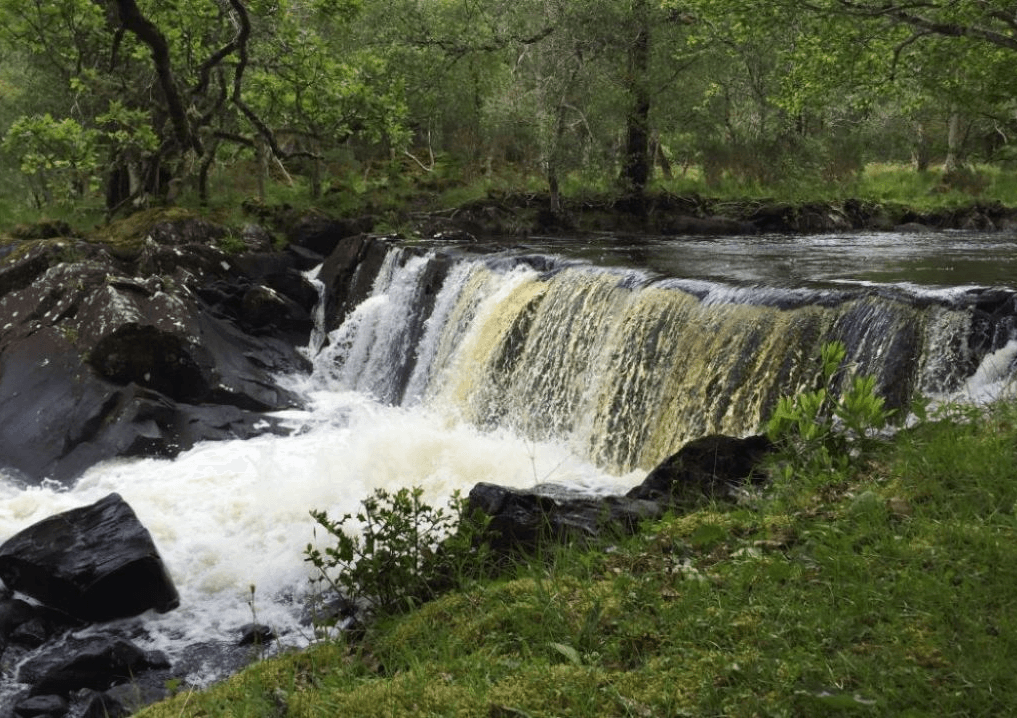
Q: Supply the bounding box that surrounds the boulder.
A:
[287,215,375,257]
[12,694,69,717]
[626,434,775,505]
[80,682,168,718]
[467,482,663,555]
[0,493,179,622]
[17,635,168,695]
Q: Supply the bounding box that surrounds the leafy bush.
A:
[305,487,492,618]
[765,340,895,478]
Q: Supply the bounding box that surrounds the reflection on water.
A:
[507,231,1017,289]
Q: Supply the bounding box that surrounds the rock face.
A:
[467,482,663,555]
[0,493,178,622]
[468,434,775,556]
[0,216,322,483]
[626,434,775,505]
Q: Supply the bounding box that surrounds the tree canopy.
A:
[2,0,1016,213]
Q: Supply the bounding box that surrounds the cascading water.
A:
[319,244,1002,472]
[1,232,1016,694]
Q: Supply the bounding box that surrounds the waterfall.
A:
[312,244,1004,473]
[2,235,1013,698]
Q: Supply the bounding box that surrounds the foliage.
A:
[765,341,894,479]
[305,487,492,618]
[1,114,101,206]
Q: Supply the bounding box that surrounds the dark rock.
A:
[230,251,320,313]
[18,635,160,695]
[239,223,275,252]
[0,493,179,622]
[660,215,755,236]
[0,598,39,640]
[0,223,308,483]
[146,217,226,246]
[12,694,68,717]
[238,622,277,646]
[467,482,663,555]
[894,222,933,233]
[81,681,168,718]
[80,691,131,718]
[10,618,52,648]
[318,234,392,332]
[287,215,375,257]
[626,434,775,505]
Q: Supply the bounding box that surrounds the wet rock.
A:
[81,681,168,718]
[318,234,392,332]
[238,622,277,646]
[0,493,179,622]
[0,219,308,483]
[287,215,375,257]
[660,215,755,236]
[467,482,662,555]
[12,694,68,717]
[895,221,933,233]
[18,635,163,695]
[626,434,775,505]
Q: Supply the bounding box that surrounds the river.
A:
[2,229,1016,688]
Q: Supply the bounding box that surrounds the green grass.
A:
[653,161,1017,209]
[137,399,1017,717]
[4,160,1017,241]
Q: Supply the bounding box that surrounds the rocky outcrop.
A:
[466,483,663,555]
[469,434,775,556]
[0,215,324,484]
[0,494,179,717]
[626,434,774,505]
[0,493,178,622]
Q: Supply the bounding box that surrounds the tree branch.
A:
[109,0,199,153]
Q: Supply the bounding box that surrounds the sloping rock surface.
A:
[0,217,321,483]
[626,434,775,505]
[467,482,663,555]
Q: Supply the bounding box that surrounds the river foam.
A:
[0,388,634,687]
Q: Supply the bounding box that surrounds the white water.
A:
[3,236,1016,690]
[0,375,634,687]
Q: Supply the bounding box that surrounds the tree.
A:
[0,0,407,211]
[782,0,1017,170]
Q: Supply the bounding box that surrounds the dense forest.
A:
[1,0,1016,217]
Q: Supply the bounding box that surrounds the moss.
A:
[87,206,200,257]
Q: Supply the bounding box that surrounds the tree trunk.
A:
[619,0,651,211]
[256,135,268,202]
[912,121,930,172]
[943,108,963,173]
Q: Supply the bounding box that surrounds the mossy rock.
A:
[9,219,74,240]
[88,206,201,259]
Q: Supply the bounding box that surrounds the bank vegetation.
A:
[136,392,1017,717]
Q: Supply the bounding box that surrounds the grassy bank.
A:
[138,399,1017,717]
[3,161,1017,238]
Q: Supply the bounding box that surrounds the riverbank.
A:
[136,399,1017,717]
[5,182,1017,251]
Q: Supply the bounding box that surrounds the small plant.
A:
[765,340,895,478]
[305,487,492,618]
[216,231,248,255]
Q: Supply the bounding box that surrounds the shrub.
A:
[765,340,895,479]
[305,487,492,619]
